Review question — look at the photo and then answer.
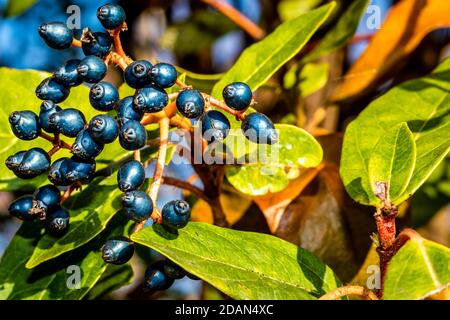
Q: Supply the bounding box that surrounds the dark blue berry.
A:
[133,85,168,113]
[176,89,204,119]
[65,156,96,184]
[119,120,147,150]
[81,29,113,58]
[101,237,135,265]
[48,157,72,186]
[72,129,104,160]
[143,262,174,291]
[77,56,107,84]
[16,148,51,179]
[45,206,70,237]
[162,260,186,279]
[97,4,126,30]
[241,112,278,145]
[150,63,177,88]
[39,101,62,133]
[53,59,83,87]
[122,190,153,222]
[117,160,145,192]
[161,200,190,229]
[124,60,153,89]
[49,108,86,138]
[89,81,119,111]
[38,22,73,50]
[9,110,41,140]
[200,110,230,143]
[116,96,143,123]
[88,114,119,144]
[222,82,252,111]
[5,151,26,171]
[36,77,70,103]
[8,195,36,221]
[33,184,61,214]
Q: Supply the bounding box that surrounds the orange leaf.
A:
[332,0,450,101]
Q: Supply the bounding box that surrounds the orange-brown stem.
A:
[39,132,72,149]
[319,286,379,300]
[205,95,247,120]
[201,0,265,40]
[72,38,82,47]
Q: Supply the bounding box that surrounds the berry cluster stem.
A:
[39,132,72,150]
[110,25,127,57]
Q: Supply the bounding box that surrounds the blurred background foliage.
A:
[0,0,449,300]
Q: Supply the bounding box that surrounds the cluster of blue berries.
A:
[5,3,278,293]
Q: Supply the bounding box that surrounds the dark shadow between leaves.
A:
[152,223,179,240]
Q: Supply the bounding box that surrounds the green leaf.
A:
[277,0,322,22]
[411,157,450,227]
[25,174,123,269]
[384,234,450,300]
[210,2,336,98]
[303,0,369,63]
[0,67,126,192]
[340,58,450,206]
[131,222,341,299]
[85,264,133,300]
[284,63,329,94]
[225,124,323,196]
[367,123,416,205]
[4,0,36,16]
[298,63,329,97]
[0,215,130,300]
[176,67,222,94]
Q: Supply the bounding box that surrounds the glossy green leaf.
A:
[368,123,416,205]
[0,215,130,300]
[4,0,36,16]
[283,62,329,95]
[340,58,450,206]
[25,174,123,269]
[0,68,126,191]
[411,157,450,227]
[298,63,329,97]
[303,0,369,63]
[210,2,336,98]
[384,235,450,300]
[225,124,323,196]
[85,264,133,300]
[176,67,222,94]
[131,222,341,300]
[277,0,322,22]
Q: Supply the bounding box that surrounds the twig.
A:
[201,0,265,40]
[372,182,398,297]
[319,286,379,300]
[170,115,192,131]
[134,118,170,232]
[39,132,72,150]
[108,23,128,57]
[204,95,247,120]
[109,52,129,70]
[60,183,79,204]
[47,145,61,157]
[134,149,141,162]
[350,33,374,45]
[161,176,210,203]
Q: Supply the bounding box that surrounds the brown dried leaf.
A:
[333,0,450,101]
